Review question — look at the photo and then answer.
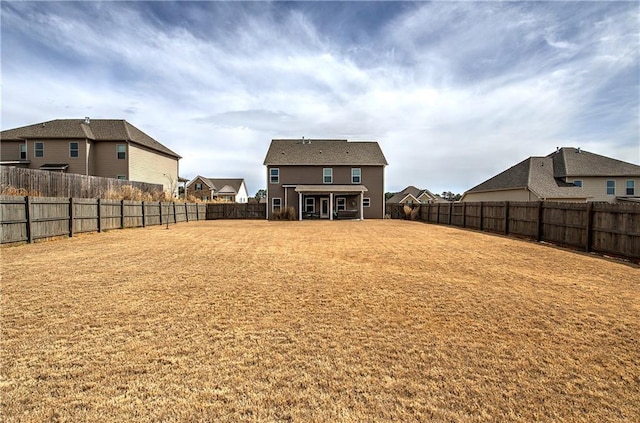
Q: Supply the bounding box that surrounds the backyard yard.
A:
[1,220,638,422]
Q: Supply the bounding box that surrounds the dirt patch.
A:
[2,220,638,422]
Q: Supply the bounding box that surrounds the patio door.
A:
[320,197,329,218]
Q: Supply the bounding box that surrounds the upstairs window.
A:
[627,180,635,196]
[20,144,27,160]
[323,168,333,184]
[270,168,279,184]
[606,180,615,195]
[117,144,126,160]
[69,142,79,158]
[34,142,44,158]
[573,180,583,187]
[195,183,203,190]
[351,168,361,184]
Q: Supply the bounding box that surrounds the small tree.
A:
[255,189,267,202]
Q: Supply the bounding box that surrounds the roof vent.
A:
[577,147,581,153]
[84,117,90,124]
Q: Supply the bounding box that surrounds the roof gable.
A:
[264,139,387,166]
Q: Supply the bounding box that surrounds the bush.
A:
[271,207,296,221]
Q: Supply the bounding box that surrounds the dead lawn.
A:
[1,220,639,422]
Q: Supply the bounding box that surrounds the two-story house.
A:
[0,118,181,193]
[186,176,249,203]
[263,139,388,220]
[461,147,640,203]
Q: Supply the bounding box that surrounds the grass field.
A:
[1,220,639,422]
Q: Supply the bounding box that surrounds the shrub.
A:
[271,207,296,221]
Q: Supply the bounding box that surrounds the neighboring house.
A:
[263,139,388,220]
[386,185,447,204]
[186,176,249,203]
[461,147,640,203]
[0,118,181,193]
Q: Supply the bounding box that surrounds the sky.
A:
[2,1,639,196]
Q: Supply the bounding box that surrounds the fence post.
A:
[479,202,484,231]
[448,203,453,225]
[185,203,189,222]
[173,202,177,224]
[585,202,594,252]
[196,203,199,221]
[69,197,74,238]
[436,203,440,224]
[462,202,467,228]
[142,201,146,227]
[536,201,543,242]
[504,201,510,235]
[120,199,125,229]
[159,201,163,226]
[25,196,33,244]
[97,199,102,233]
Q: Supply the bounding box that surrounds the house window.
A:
[272,197,282,212]
[34,142,44,158]
[336,197,346,211]
[351,168,361,184]
[305,197,315,213]
[117,175,126,180]
[627,180,635,196]
[363,197,371,207]
[323,168,332,184]
[606,180,615,195]
[20,144,27,160]
[117,144,126,160]
[573,180,582,187]
[69,142,79,158]
[270,168,279,184]
[195,183,202,190]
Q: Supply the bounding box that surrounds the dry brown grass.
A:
[1,220,638,422]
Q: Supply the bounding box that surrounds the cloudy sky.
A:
[2,1,638,195]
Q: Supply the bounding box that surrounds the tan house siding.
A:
[129,144,179,194]
[14,139,88,174]
[566,176,640,202]
[0,140,27,162]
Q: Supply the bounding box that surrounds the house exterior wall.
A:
[187,177,214,201]
[1,139,88,174]
[129,143,179,194]
[266,165,385,219]
[236,181,249,203]
[462,189,537,202]
[92,141,129,180]
[566,176,640,202]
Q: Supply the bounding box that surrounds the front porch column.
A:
[298,192,303,221]
[330,192,334,221]
[360,192,364,220]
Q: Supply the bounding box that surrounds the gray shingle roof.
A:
[386,185,443,203]
[549,147,640,177]
[465,154,590,199]
[263,139,387,166]
[1,119,180,158]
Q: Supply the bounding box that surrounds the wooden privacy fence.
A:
[206,203,267,220]
[1,166,163,198]
[386,201,640,262]
[1,196,207,244]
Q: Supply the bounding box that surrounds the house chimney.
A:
[84,117,90,124]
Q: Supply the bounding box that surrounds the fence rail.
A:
[1,196,207,244]
[1,166,163,198]
[386,201,640,262]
